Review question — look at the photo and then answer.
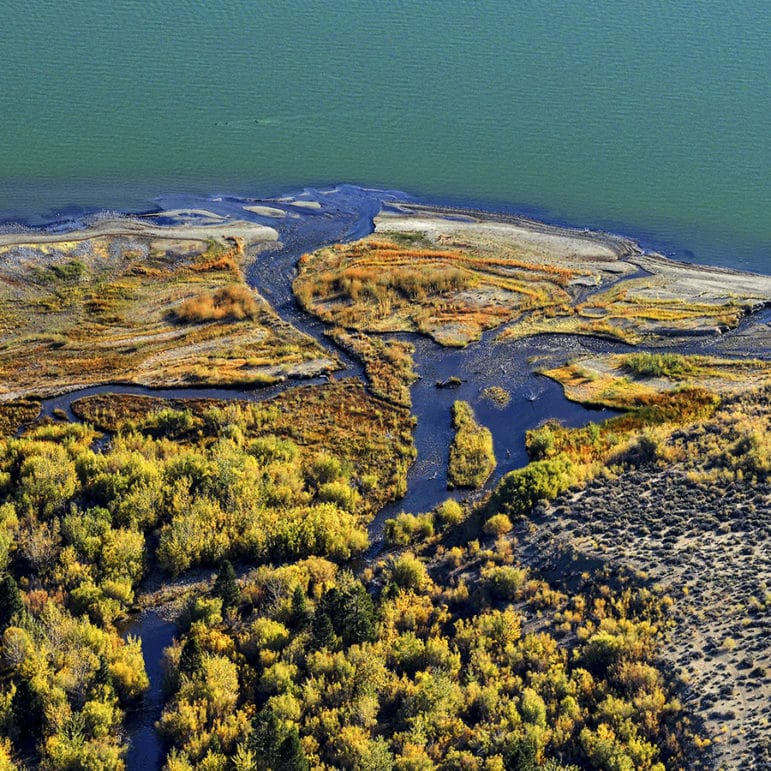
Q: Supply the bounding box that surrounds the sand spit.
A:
[0,212,278,249]
[242,204,289,218]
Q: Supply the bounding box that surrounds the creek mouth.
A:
[24,185,766,769]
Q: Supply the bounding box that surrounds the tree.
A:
[213,560,240,612]
[250,709,309,771]
[290,585,310,628]
[275,727,309,771]
[0,574,23,632]
[178,635,204,679]
[310,611,336,650]
[504,734,538,771]
[317,574,376,646]
[11,678,44,750]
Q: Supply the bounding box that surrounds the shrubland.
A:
[156,495,690,770]
[0,378,414,767]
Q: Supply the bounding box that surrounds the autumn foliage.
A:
[176,285,259,323]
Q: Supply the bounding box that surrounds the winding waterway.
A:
[29,187,766,768]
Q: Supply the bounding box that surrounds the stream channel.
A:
[33,185,752,768]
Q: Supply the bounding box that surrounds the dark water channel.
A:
[32,186,743,768]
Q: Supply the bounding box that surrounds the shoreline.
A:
[1,186,768,771]
[0,185,768,278]
[0,190,768,406]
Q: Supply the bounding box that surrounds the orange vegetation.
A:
[176,285,259,323]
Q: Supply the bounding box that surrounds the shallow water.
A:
[120,613,176,771]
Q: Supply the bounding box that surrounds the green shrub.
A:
[622,352,703,380]
[391,553,430,592]
[527,424,556,460]
[384,512,434,545]
[435,499,465,528]
[447,401,496,488]
[483,514,513,536]
[487,454,578,518]
[482,564,527,598]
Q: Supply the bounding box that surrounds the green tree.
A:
[11,678,44,751]
[504,734,538,771]
[0,574,23,632]
[317,574,376,646]
[310,611,336,650]
[178,635,204,679]
[290,585,310,628]
[249,709,309,770]
[213,560,240,612]
[275,727,309,771]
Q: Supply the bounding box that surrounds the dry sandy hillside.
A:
[514,385,770,770]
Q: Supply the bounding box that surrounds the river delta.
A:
[0,186,768,770]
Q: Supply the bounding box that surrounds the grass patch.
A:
[175,285,259,322]
[481,385,511,407]
[543,354,771,411]
[326,328,417,407]
[0,398,42,436]
[294,235,572,346]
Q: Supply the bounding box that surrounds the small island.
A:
[0,195,768,771]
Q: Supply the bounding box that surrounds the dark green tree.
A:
[178,635,204,679]
[290,585,310,628]
[11,678,44,750]
[213,560,240,612]
[504,734,538,771]
[317,574,376,646]
[275,726,309,771]
[310,610,336,650]
[93,655,112,686]
[249,709,308,770]
[0,573,24,632]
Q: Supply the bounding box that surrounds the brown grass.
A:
[176,285,259,323]
[294,236,570,346]
[542,354,771,410]
[0,398,42,437]
[326,328,417,407]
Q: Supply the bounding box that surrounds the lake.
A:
[0,0,768,272]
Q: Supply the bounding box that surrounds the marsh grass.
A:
[294,235,572,346]
[175,285,259,323]
[0,398,42,436]
[0,234,332,397]
[543,354,771,411]
[326,328,417,407]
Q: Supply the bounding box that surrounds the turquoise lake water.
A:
[0,0,768,272]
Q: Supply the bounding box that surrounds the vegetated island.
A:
[0,210,336,407]
[0,198,768,771]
